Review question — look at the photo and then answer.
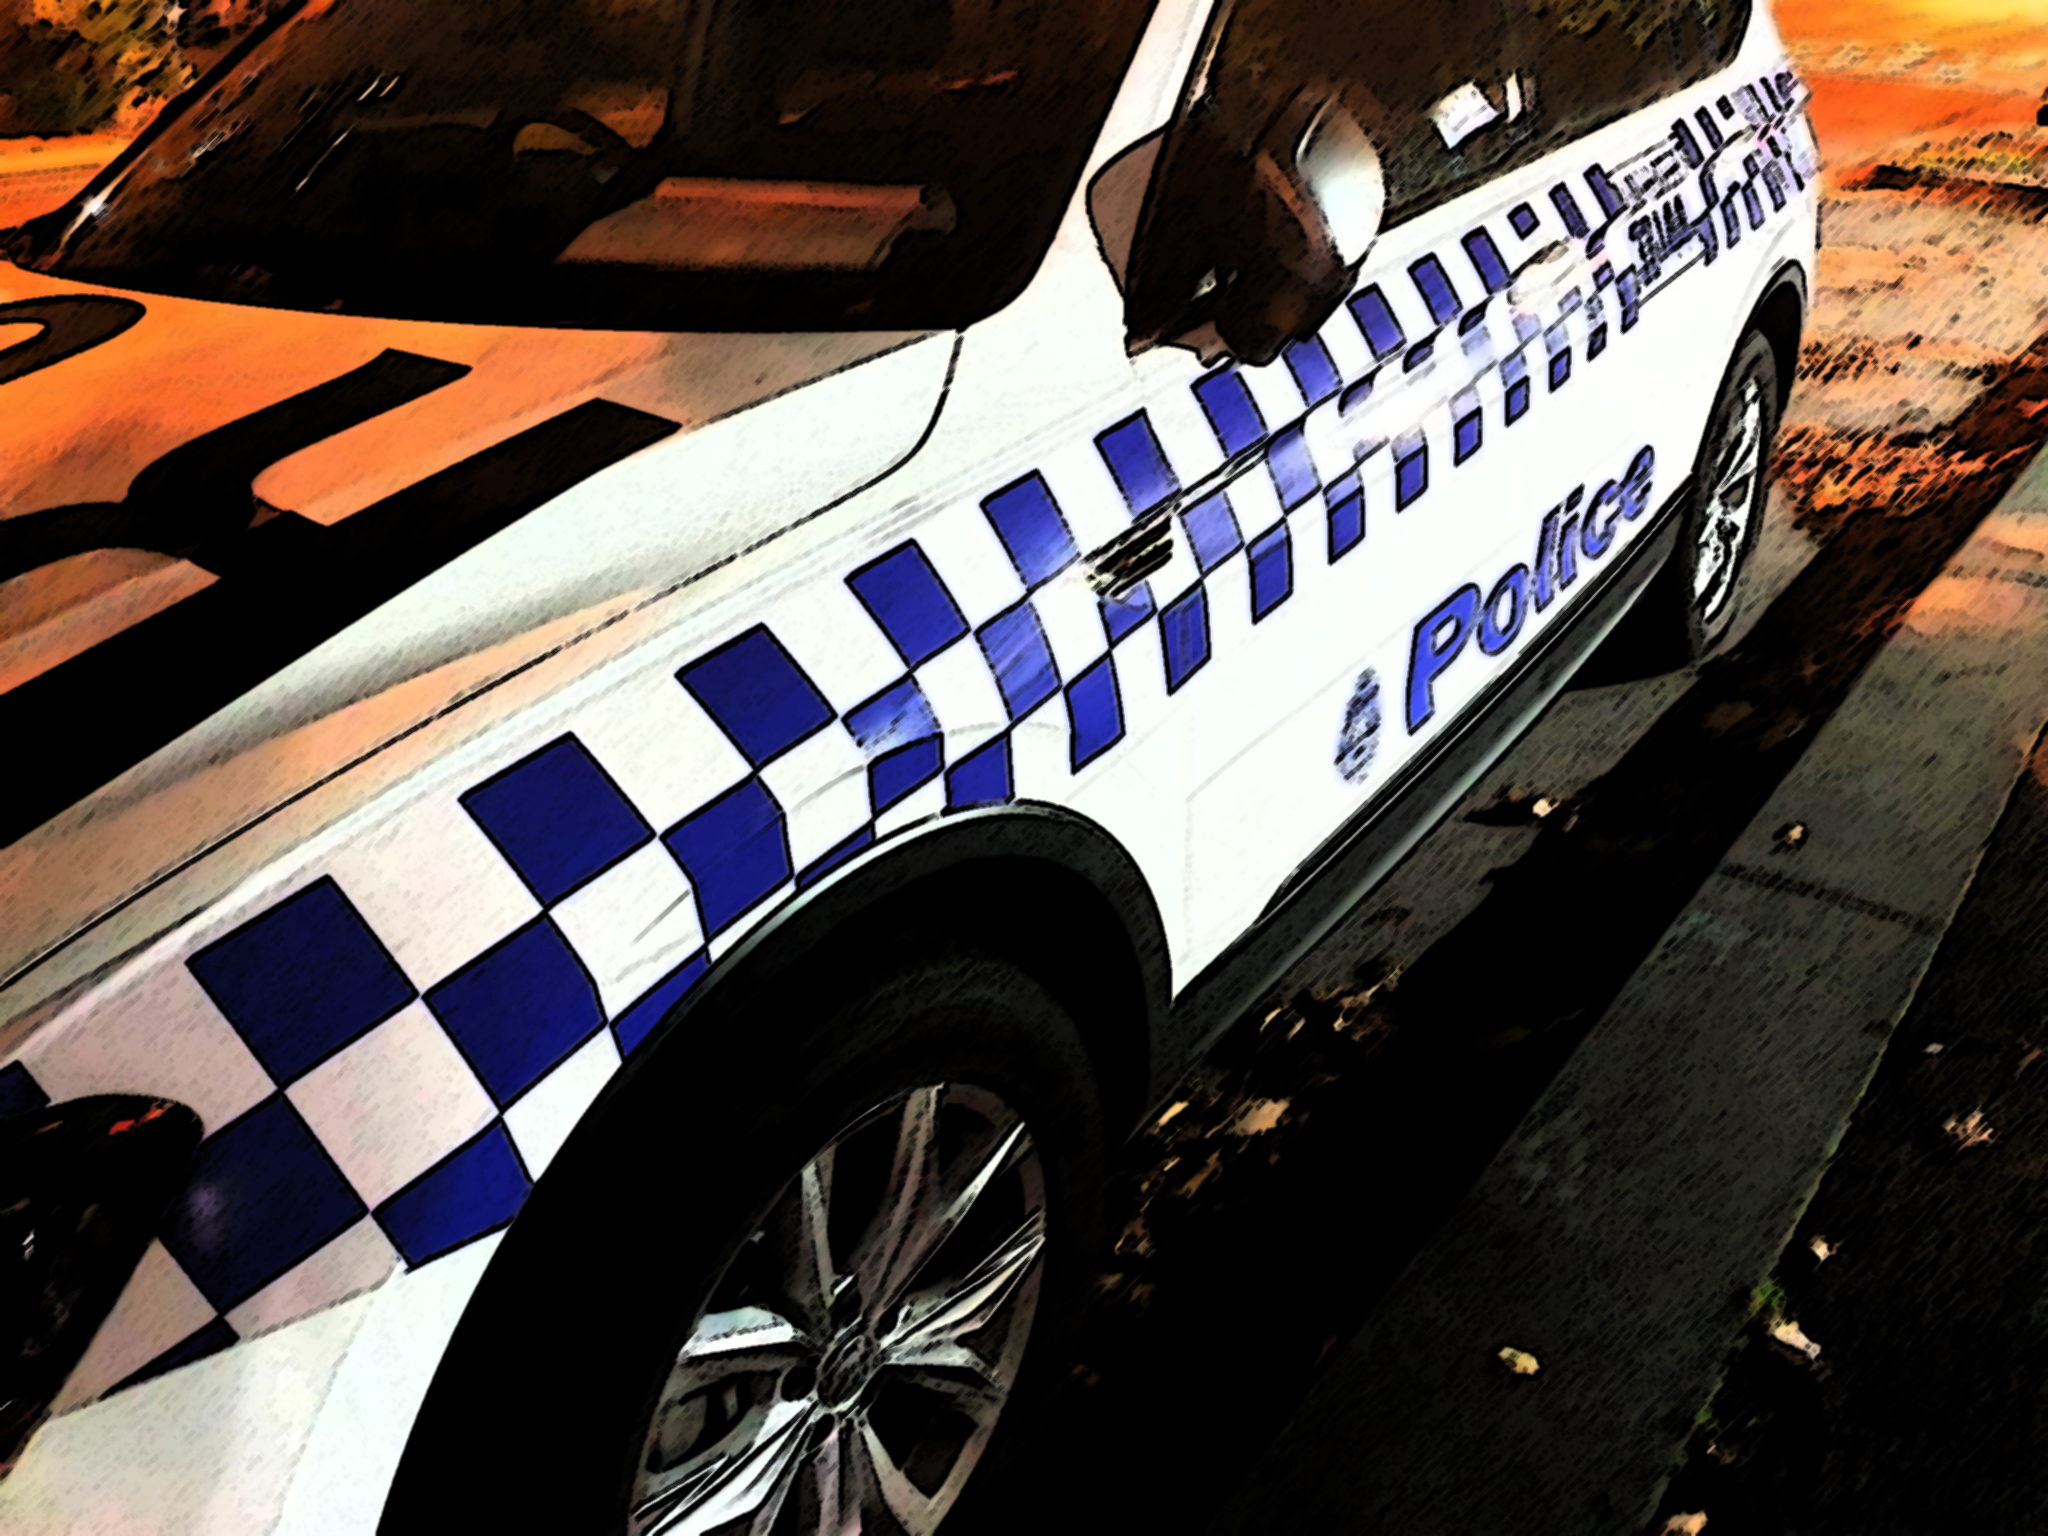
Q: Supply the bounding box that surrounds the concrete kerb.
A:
[1205,440,2048,1536]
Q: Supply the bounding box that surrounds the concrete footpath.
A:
[1207,443,2048,1536]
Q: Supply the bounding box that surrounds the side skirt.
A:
[1155,485,1689,1101]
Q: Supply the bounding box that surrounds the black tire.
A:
[381,945,1104,1536]
[1575,327,1782,683]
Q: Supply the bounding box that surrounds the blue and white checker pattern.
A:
[0,63,1813,1414]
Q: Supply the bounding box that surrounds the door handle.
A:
[1085,506,1176,598]
[1507,239,1576,305]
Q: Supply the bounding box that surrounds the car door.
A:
[1092,0,1659,966]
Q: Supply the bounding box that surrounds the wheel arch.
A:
[1750,257,1807,416]
[645,801,1173,1143]
[380,802,1168,1532]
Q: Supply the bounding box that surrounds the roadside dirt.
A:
[1646,722,2048,1536]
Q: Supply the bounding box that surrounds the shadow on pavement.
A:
[970,340,2048,1533]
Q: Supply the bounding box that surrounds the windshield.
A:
[8,0,1152,331]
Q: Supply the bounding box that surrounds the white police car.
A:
[0,0,1817,1528]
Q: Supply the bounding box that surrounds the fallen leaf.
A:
[1662,1515,1709,1535]
[1773,820,1809,851]
[2018,1044,2043,1078]
[1532,797,1559,818]
[1155,1100,1188,1129]
[1944,1109,1996,1148]
[1498,1347,1540,1375]
[1177,1150,1222,1195]
[1810,1236,1837,1263]
[1230,1097,1291,1136]
[1925,1042,1945,1054]
[1770,1319,1822,1359]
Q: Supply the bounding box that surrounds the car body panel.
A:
[0,0,1817,1522]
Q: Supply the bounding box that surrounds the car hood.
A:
[0,261,948,992]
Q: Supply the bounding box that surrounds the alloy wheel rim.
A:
[626,1084,1047,1536]
[1692,373,1766,624]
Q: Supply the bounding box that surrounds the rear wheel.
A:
[381,948,1104,1536]
[1576,326,1781,682]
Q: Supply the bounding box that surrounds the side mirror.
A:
[1116,81,1386,368]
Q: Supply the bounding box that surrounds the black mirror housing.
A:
[1114,81,1385,368]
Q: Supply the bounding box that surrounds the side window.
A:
[29,0,1156,331]
[1498,0,1754,157]
[1203,0,1517,226]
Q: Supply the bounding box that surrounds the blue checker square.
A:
[663,777,792,937]
[981,473,1080,588]
[1100,582,1155,645]
[797,824,874,891]
[844,675,939,754]
[460,735,652,908]
[844,676,942,810]
[1671,118,1704,167]
[1588,322,1608,359]
[1408,254,1462,325]
[1248,523,1293,621]
[116,1318,238,1395]
[976,602,1060,721]
[1461,227,1511,293]
[1180,494,1242,574]
[376,1122,531,1267]
[870,739,943,813]
[1454,408,1482,464]
[677,626,835,771]
[1403,339,1434,373]
[1503,354,1531,423]
[1549,183,1589,237]
[1283,336,1342,404]
[1348,286,1406,359]
[945,735,1013,809]
[1326,472,1364,561]
[1096,412,1181,515]
[1266,424,1319,510]
[188,877,415,1087]
[1395,440,1429,509]
[1065,655,1124,771]
[426,918,606,1106]
[1585,164,1625,220]
[1508,202,1541,239]
[1192,368,1267,455]
[0,1061,49,1119]
[1549,347,1572,391]
[845,543,968,668]
[160,1094,367,1310]
[613,951,710,1057]
[1160,585,1210,694]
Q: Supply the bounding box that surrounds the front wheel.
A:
[381,950,1105,1536]
[627,1079,1049,1535]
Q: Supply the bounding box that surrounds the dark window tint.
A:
[1195,0,1516,228]
[1499,0,1752,157]
[20,0,1153,331]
